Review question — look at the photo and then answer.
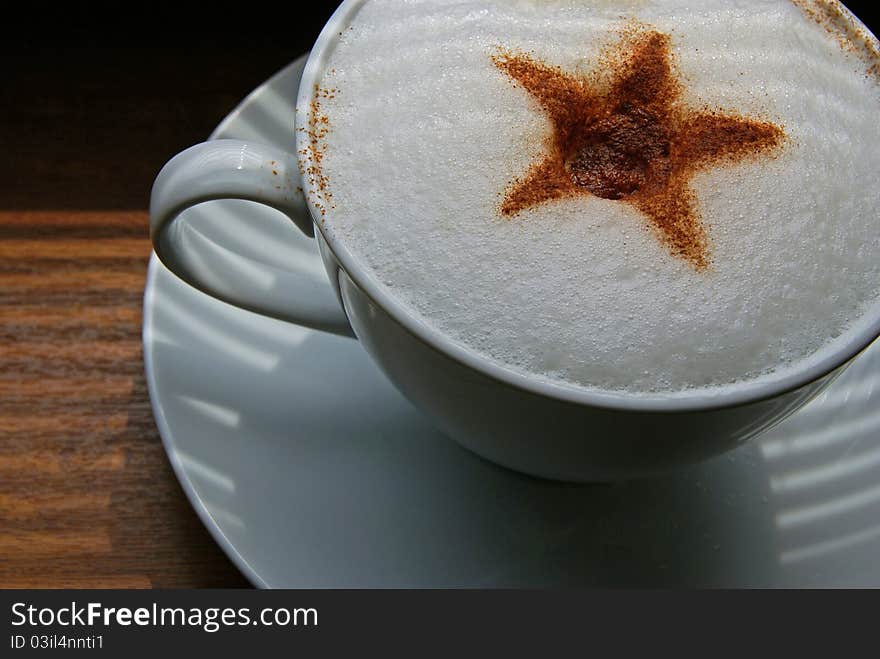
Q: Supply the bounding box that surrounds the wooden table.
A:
[0,10,337,588]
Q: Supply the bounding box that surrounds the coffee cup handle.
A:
[149,139,354,337]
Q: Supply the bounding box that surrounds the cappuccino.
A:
[306,0,880,396]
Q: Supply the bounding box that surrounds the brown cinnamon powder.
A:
[493,27,786,271]
[297,84,337,220]
[791,0,880,81]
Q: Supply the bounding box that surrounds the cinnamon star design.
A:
[492,28,786,270]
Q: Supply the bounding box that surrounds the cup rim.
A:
[296,0,880,414]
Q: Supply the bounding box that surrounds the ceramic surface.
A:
[149,1,880,480]
[144,56,880,586]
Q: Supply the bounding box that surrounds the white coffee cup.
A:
[150,0,880,481]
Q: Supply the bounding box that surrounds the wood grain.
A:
[0,207,253,588]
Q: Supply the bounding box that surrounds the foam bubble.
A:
[312,0,880,396]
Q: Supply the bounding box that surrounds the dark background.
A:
[3,2,344,210]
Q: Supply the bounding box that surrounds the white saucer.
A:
[143,55,880,587]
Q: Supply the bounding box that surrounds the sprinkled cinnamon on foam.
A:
[298,84,337,219]
[311,0,880,395]
[791,0,880,81]
[493,26,786,271]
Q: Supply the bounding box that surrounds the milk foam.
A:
[312,0,880,396]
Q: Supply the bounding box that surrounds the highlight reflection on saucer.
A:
[759,341,880,570]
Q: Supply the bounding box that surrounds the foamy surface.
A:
[311,0,880,396]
